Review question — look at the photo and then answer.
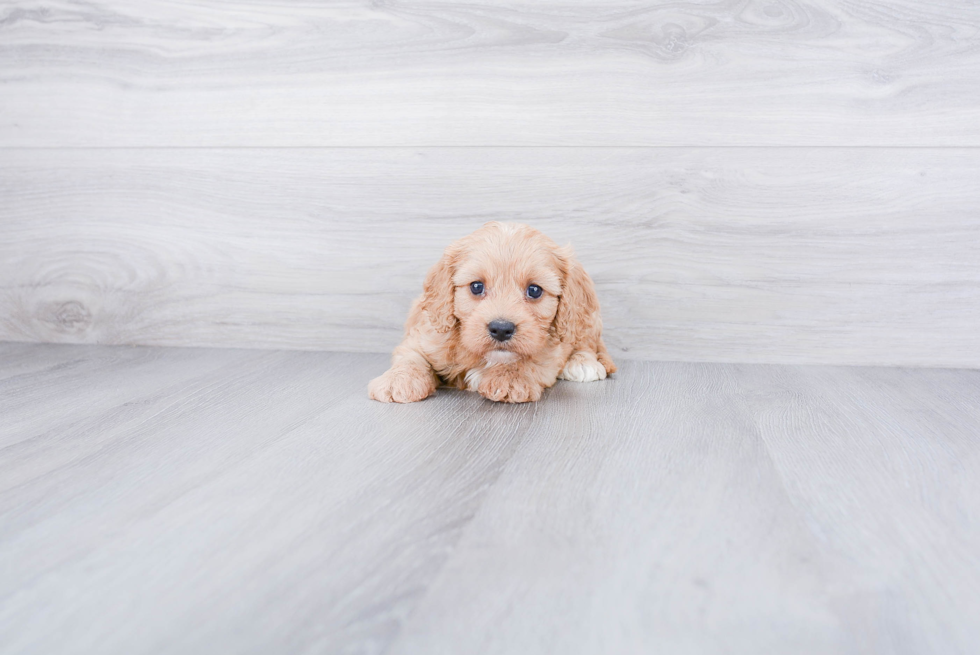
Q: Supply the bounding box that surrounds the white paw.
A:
[559,351,607,383]
[464,367,484,391]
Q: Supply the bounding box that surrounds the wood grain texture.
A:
[2,344,979,654]
[389,360,980,655]
[1,0,979,146]
[0,344,537,654]
[2,147,978,367]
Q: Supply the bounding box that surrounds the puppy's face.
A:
[450,225,563,362]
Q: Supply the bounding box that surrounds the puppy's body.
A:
[369,222,615,403]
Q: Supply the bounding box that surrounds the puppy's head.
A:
[421,222,598,363]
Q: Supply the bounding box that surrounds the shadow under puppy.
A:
[369,222,616,403]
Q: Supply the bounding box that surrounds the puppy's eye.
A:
[526,284,543,299]
[469,281,485,296]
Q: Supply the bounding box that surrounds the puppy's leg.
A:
[477,358,564,403]
[596,340,617,376]
[478,365,542,403]
[558,350,608,382]
[368,344,439,403]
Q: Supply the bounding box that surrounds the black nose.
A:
[488,319,516,342]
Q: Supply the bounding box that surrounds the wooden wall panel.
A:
[2,147,978,367]
[1,0,979,147]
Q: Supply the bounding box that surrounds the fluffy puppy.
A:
[369,222,616,403]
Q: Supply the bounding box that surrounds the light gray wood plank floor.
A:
[1,343,979,654]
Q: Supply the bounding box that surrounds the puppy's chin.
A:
[459,331,522,365]
[484,350,519,365]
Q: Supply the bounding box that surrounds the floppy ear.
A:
[420,245,458,334]
[552,246,602,349]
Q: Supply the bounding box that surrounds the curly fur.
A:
[368,222,615,403]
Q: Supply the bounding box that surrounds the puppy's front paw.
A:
[478,369,543,403]
[559,350,607,382]
[368,366,437,403]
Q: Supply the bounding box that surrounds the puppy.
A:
[369,222,615,403]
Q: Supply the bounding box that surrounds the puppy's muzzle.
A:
[488,319,516,342]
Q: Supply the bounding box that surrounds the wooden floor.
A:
[2,343,979,654]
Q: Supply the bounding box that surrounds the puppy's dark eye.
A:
[526,284,543,299]
[470,281,484,296]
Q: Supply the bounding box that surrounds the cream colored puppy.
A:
[369,222,615,403]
